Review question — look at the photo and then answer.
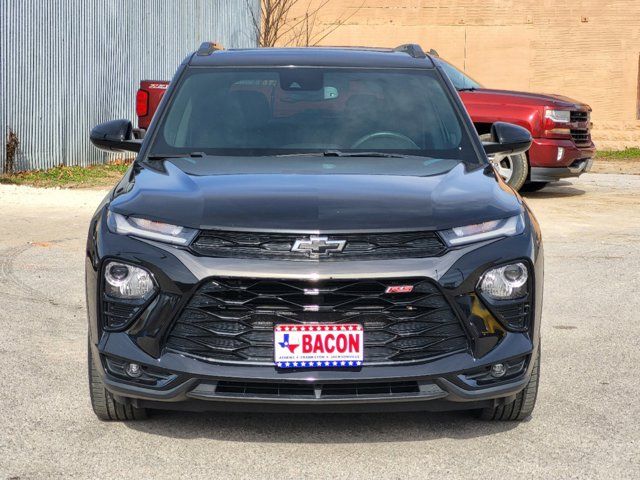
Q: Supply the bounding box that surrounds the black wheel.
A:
[476,347,540,421]
[521,182,550,192]
[88,339,148,421]
[479,133,529,191]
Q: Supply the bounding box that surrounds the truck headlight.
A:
[107,210,198,246]
[440,214,524,246]
[544,109,570,123]
[104,261,155,300]
[479,262,528,300]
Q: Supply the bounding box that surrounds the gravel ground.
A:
[0,174,639,479]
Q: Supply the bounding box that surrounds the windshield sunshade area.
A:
[152,67,478,164]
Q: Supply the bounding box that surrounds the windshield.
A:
[150,67,478,165]
[434,58,483,90]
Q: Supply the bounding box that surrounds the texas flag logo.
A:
[278,333,299,353]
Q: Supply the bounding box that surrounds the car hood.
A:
[466,88,591,109]
[110,160,522,232]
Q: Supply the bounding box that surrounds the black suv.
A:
[87,43,542,421]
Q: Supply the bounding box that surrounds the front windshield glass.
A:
[434,58,483,90]
[150,67,478,164]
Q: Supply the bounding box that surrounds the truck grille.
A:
[570,129,591,146]
[570,111,589,123]
[190,230,446,261]
[570,110,592,146]
[165,277,469,365]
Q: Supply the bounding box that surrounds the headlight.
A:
[107,211,198,246]
[479,262,528,300]
[544,109,570,123]
[104,261,155,299]
[440,214,524,246]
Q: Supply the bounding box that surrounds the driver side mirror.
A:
[90,119,141,152]
[482,122,532,156]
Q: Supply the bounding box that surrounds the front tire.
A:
[479,133,529,191]
[477,347,540,421]
[88,339,148,421]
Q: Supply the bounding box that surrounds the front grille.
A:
[570,110,591,146]
[190,230,446,261]
[165,277,469,365]
[570,111,589,123]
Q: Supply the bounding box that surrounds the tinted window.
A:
[435,58,483,90]
[151,67,477,163]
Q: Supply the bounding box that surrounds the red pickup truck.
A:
[136,54,595,191]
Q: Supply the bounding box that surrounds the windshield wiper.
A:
[275,150,409,158]
[146,152,206,161]
[457,87,477,92]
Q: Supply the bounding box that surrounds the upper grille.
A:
[165,277,469,365]
[570,111,589,123]
[189,230,446,261]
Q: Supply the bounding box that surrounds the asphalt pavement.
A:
[0,173,638,479]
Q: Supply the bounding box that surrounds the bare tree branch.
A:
[248,0,365,48]
[305,0,365,46]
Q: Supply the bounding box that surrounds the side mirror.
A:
[482,122,532,156]
[90,119,142,152]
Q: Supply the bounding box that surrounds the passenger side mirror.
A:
[90,119,142,152]
[482,122,532,156]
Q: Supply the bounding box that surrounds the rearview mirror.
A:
[90,119,141,152]
[482,122,532,156]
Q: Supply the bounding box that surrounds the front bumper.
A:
[530,157,594,182]
[86,206,543,412]
[528,137,595,182]
[92,337,534,412]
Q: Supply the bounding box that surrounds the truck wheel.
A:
[521,182,549,192]
[479,133,529,191]
[88,339,148,421]
[476,346,540,421]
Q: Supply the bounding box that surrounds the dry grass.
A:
[0,160,131,189]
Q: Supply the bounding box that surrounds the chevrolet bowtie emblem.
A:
[291,235,346,257]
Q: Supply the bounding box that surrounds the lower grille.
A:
[165,277,469,365]
[103,296,144,330]
[570,129,591,146]
[492,301,531,330]
[214,380,420,397]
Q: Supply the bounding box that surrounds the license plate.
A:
[274,324,363,368]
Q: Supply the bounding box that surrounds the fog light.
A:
[557,147,565,161]
[491,363,507,378]
[125,363,142,378]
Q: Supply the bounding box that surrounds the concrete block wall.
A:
[286,0,640,150]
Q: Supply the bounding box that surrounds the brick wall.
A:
[285,0,640,149]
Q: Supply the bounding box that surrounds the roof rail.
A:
[197,41,224,56]
[393,44,426,59]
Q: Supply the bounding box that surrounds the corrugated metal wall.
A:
[0,0,258,172]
